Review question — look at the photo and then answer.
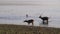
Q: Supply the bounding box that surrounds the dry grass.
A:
[0,24,60,34]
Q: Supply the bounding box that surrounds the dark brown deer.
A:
[39,15,49,24]
[24,19,34,26]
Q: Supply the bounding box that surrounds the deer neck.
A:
[39,16,42,18]
[40,16,43,19]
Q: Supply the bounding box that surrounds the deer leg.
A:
[47,20,48,24]
[32,22,33,26]
[43,20,44,24]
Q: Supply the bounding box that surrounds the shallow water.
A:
[0,5,60,28]
[0,16,60,28]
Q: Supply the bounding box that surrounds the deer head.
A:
[24,20,28,22]
[39,15,42,18]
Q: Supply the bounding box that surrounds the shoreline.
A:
[0,24,60,34]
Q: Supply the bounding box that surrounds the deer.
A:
[39,15,49,24]
[24,19,34,26]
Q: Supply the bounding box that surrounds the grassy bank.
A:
[0,24,60,34]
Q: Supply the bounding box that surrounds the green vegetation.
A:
[0,24,60,34]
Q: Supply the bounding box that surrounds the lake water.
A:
[0,16,60,28]
[0,5,60,28]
